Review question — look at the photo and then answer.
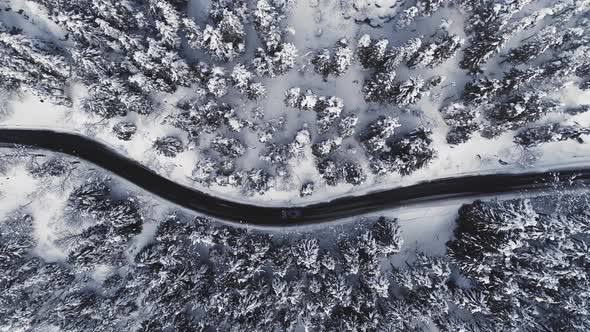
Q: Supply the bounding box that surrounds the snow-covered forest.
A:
[1,149,589,331]
[1,0,590,202]
[2,0,590,330]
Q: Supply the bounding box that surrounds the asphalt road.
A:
[0,128,588,226]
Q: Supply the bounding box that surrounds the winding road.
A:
[0,128,588,226]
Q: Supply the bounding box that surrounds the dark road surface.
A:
[1,129,588,226]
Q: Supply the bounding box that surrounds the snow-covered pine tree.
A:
[440,102,480,144]
[153,136,184,157]
[514,123,590,147]
[370,127,435,175]
[112,122,137,141]
[361,115,401,153]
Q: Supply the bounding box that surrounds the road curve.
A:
[0,128,588,226]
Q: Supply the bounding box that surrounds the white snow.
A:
[0,158,69,261]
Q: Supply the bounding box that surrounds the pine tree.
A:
[315,96,344,133]
[440,102,480,144]
[514,124,590,147]
[462,77,502,105]
[342,159,366,185]
[295,238,320,273]
[299,182,314,197]
[371,217,403,256]
[361,116,401,153]
[210,135,246,158]
[317,159,343,186]
[246,82,267,100]
[333,39,353,76]
[396,0,449,28]
[253,0,284,51]
[311,39,352,78]
[384,37,422,71]
[311,48,332,78]
[431,33,463,66]
[205,66,228,98]
[66,178,111,218]
[104,199,143,229]
[153,136,184,157]
[312,137,343,157]
[499,67,542,93]
[357,34,389,69]
[407,42,438,69]
[230,64,252,92]
[363,71,397,103]
[338,113,358,137]
[31,158,71,177]
[390,127,436,175]
[371,127,436,175]
[484,92,559,137]
[186,1,247,62]
[391,76,425,106]
[112,122,137,141]
[251,43,298,77]
[240,169,273,196]
[364,74,425,105]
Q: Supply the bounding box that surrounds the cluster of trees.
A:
[356,30,459,106]
[166,98,243,142]
[30,157,72,177]
[0,203,459,331]
[286,88,437,186]
[1,176,144,330]
[439,0,590,145]
[514,123,590,147]
[153,136,184,157]
[22,0,195,118]
[0,21,70,105]
[0,0,303,195]
[230,64,267,100]
[370,127,436,176]
[439,102,480,144]
[4,0,295,121]
[357,34,432,106]
[407,33,463,69]
[284,89,436,184]
[459,1,521,73]
[185,0,248,62]
[284,87,345,133]
[442,62,589,144]
[317,158,366,186]
[311,39,353,79]
[395,0,450,28]
[261,128,310,168]
[2,164,589,331]
[251,0,298,77]
[448,196,590,330]
[6,0,590,198]
[191,154,276,196]
[359,116,436,176]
